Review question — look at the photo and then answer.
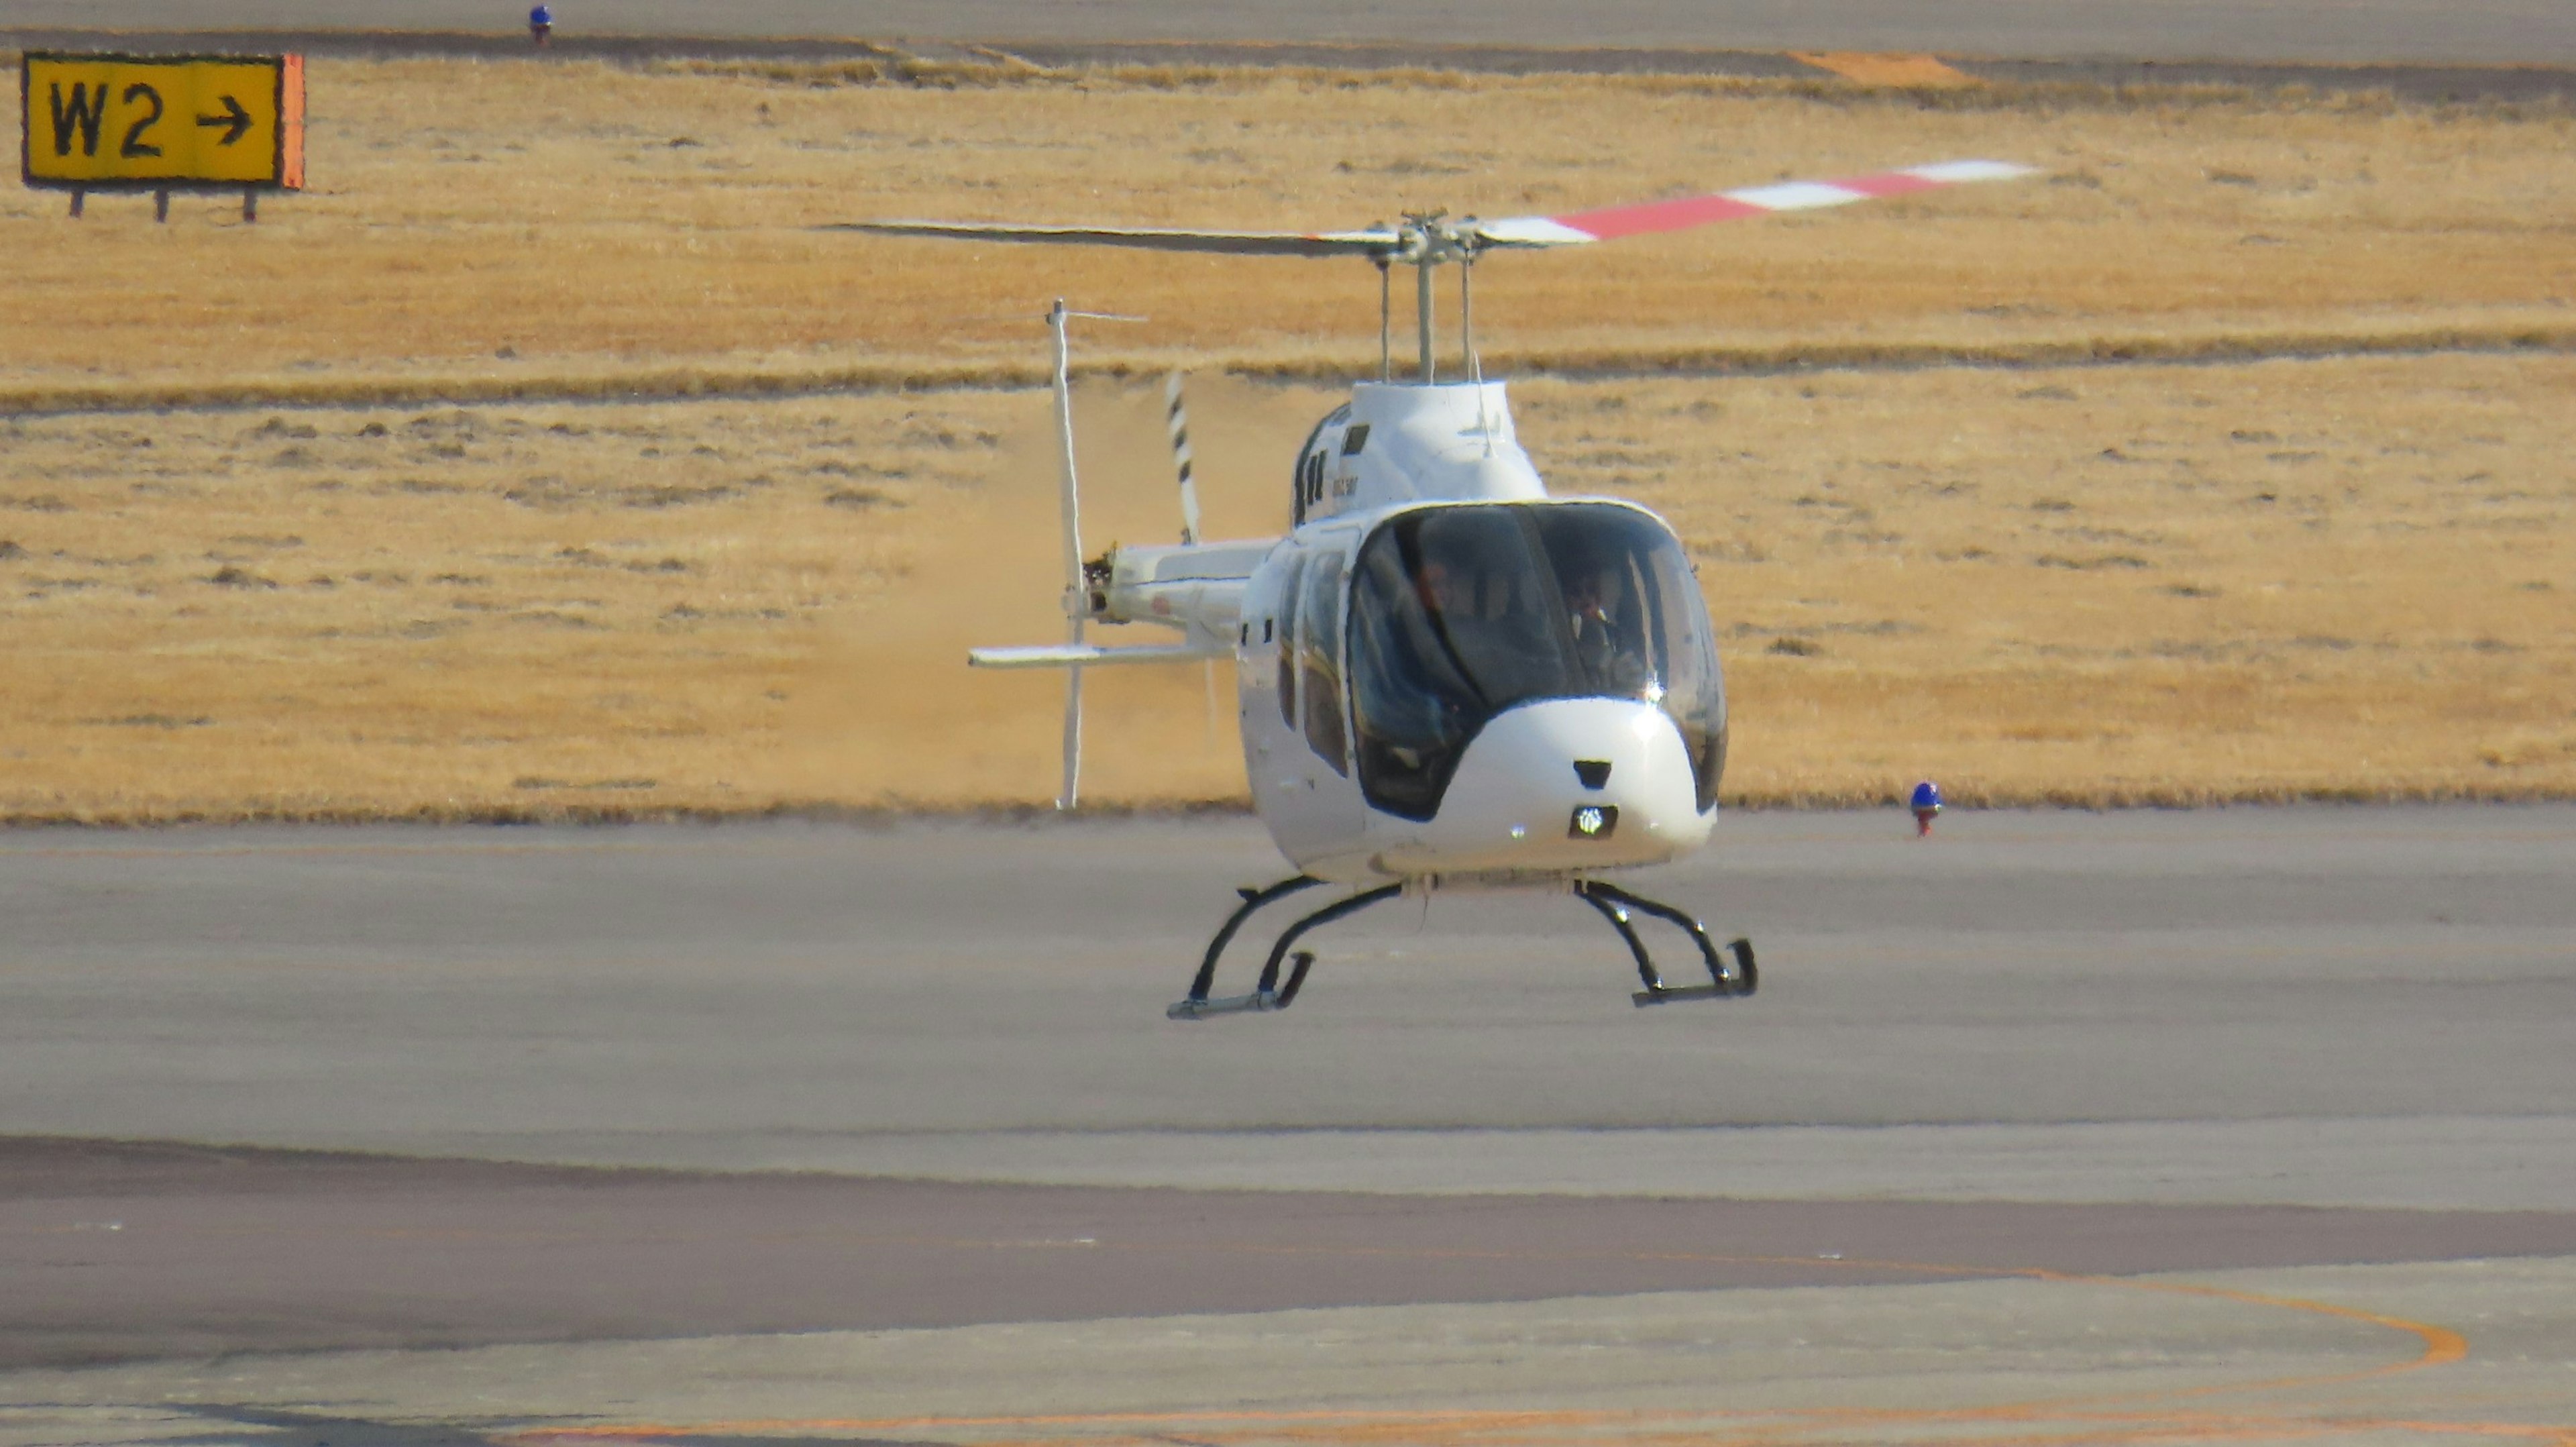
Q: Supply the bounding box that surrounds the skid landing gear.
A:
[1168,876,1404,1019]
[1576,879,1757,1006]
[1169,873,1755,1018]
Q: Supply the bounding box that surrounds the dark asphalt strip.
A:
[7,1136,2573,1371]
[3,31,2570,101]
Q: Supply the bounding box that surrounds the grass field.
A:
[1,58,2571,818]
[5,58,2573,396]
[3,352,2567,819]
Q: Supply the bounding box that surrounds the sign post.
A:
[19,52,305,222]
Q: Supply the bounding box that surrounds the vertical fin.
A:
[1165,370,1202,547]
[1165,370,1220,743]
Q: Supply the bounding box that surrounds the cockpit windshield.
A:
[1346,502,1727,821]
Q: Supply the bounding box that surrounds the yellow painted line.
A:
[506,1247,2508,1447]
[515,1403,2576,1447]
[1789,50,1981,88]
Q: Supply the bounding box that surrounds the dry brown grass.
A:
[2,352,2568,820]
[0,394,979,820]
[3,58,2571,819]
[2,58,2572,395]
[1524,356,2576,805]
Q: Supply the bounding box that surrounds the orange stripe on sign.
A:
[1790,51,1980,87]
[279,52,305,189]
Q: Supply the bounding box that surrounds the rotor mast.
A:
[1374,223,1474,386]
[1388,211,1482,387]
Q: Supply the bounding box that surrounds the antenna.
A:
[1464,256,1493,455]
[1460,254,1478,380]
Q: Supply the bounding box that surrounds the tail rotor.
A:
[1036,300,1148,809]
[1049,299,1085,811]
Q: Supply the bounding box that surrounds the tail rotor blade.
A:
[1059,657,1083,812]
[1051,297,1086,813]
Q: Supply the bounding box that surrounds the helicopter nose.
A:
[1398,698,1713,874]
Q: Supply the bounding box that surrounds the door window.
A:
[1299,551,1348,775]
[1274,556,1305,729]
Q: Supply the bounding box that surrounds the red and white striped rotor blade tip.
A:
[1474,160,2035,249]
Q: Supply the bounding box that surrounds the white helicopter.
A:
[839,159,2032,1018]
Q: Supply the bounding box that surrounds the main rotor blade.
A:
[1471,159,2036,249]
[827,219,1401,258]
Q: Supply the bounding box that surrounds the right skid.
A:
[1573,879,1756,1006]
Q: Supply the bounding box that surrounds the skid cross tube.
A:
[1574,879,1757,1005]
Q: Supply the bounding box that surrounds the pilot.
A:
[1400,552,1489,697]
[1564,563,1651,695]
[1413,553,1487,622]
[1352,553,1466,775]
[1414,548,1507,659]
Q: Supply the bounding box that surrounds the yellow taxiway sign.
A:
[21,52,305,190]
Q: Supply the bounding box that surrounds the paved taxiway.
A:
[10,30,2569,105]
[3,808,2573,1441]
[13,10,2576,101]
[21,0,2576,65]
[11,5,2574,1431]
[6,810,2572,1201]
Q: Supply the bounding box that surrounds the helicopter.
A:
[837,159,2033,1019]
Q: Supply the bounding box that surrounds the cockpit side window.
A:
[1638,534,1727,810]
[1274,556,1305,731]
[1347,519,1489,820]
[1298,551,1348,775]
[1291,405,1350,527]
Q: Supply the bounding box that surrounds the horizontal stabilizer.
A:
[969,641,1222,669]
